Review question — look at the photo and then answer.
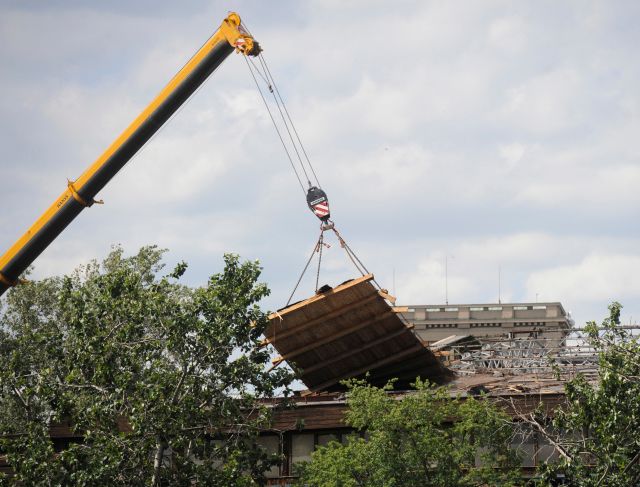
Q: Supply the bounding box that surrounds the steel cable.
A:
[258,53,322,188]
[244,56,306,194]
[285,230,324,306]
[241,20,320,188]
[255,55,311,187]
[315,231,324,292]
[332,226,383,290]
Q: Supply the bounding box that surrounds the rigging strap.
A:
[315,231,325,293]
[285,222,381,306]
[285,228,325,307]
[331,226,382,291]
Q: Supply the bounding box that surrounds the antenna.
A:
[392,267,396,298]
[445,256,448,305]
[498,264,501,304]
[444,254,454,305]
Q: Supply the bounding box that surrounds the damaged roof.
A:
[264,274,453,392]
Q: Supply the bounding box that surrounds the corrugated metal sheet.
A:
[265,275,453,392]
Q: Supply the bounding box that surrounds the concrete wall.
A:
[399,302,572,344]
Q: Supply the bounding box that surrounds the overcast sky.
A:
[1,0,639,328]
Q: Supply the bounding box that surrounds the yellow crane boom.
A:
[0,12,259,296]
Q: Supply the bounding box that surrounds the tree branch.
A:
[151,435,167,487]
[12,386,29,411]
[508,397,573,462]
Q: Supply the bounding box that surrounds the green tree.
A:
[297,379,521,487]
[0,246,292,486]
[534,302,640,486]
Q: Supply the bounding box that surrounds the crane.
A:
[0,13,260,296]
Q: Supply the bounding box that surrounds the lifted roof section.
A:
[265,275,453,392]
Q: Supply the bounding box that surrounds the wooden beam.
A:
[366,355,445,383]
[378,289,397,305]
[343,344,430,382]
[262,291,381,347]
[273,309,396,364]
[309,343,426,392]
[268,274,374,320]
[393,306,409,313]
[300,324,414,375]
[266,360,283,373]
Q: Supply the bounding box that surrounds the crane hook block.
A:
[306,186,331,222]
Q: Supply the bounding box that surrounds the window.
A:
[257,435,281,478]
[532,305,547,310]
[488,306,502,311]
[315,431,352,448]
[444,307,459,312]
[510,430,536,467]
[291,433,314,466]
[426,308,441,312]
[52,437,84,453]
[514,306,529,310]
[316,433,339,447]
[469,307,485,311]
[471,323,501,328]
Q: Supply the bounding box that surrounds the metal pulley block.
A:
[306,186,331,222]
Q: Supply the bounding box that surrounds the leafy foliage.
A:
[536,302,640,486]
[0,246,292,486]
[297,378,520,486]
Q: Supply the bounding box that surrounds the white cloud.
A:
[396,254,477,305]
[391,234,640,328]
[496,68,589,134]
[527,253,640,303]
[498,142,527,169]
[515,160,640,209]
[488,16,527,53]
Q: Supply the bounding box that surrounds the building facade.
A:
[399,302,573,344]
[258,374,568,485]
